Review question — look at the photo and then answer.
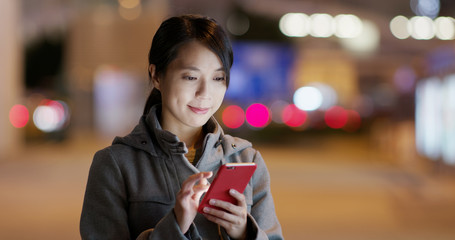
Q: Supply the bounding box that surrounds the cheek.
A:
[164,85,189,101]
[214,88,226,104]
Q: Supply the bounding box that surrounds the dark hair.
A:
[143,14,233,115]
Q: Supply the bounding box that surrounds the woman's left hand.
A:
[202,189,248,240]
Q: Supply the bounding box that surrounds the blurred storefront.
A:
[1,0,22,161]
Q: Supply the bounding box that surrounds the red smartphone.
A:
[198,163,257,214]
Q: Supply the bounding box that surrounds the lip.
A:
[188,105,210,114]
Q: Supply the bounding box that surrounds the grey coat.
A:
[80,105,283,239]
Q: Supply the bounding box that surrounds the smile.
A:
[188,106,210,114]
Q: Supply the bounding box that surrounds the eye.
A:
[214,76,225,81]
[184,76,197,80]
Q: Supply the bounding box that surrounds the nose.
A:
[196,79,210,99]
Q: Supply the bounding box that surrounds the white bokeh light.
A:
[279,13,310,37]
[311,83,338,110]
[293,86,323,111]
[33,106,60,132]
[310,13,334,38]
[390,15,411,39]
[33,100,70,132]
[416,77,443,160]
[334,14,363,38]
[442,75,455,165]
[339,20,380,55]
[435,17,455,40]
[409,16,435,40]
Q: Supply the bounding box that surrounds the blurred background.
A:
[2,0,455,239]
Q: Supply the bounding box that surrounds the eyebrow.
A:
[181,66,225,72]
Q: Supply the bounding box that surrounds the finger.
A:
[181,172,212,192]
[193,186,209,201]
[202,206,245,227]
[192,172,213,199]
[203,199,242,220]
[229,189,247,208]
[200,171,213,181]
[203,212,232,228]
[203,205,236,223]
[199,176,208,186]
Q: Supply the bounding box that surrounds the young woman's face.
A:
[153,41,227,131]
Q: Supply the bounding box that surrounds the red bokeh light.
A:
[246,103,270,128]
[324,106,348,129]
[343,110,362,132]
[282,104,307,127]
[222,105,245,129]
[9,104,29,128]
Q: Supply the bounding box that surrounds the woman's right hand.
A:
[174,171,212,233]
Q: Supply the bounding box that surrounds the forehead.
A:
[170,41,223,70]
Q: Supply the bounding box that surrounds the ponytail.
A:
[143,88,162,115]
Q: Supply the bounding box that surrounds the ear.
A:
[149,64,161,90]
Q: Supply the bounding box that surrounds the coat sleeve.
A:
[248,150,284,240]
[80,148,199,240]
[80,148,130,239]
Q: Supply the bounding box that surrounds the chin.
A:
[187,117,211,128]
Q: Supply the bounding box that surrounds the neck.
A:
[180,127,204,149]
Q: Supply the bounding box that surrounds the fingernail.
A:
[203,207,209,213]
[209,199,216,205]
[230,189,237,194]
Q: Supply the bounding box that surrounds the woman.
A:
[80,14,283,240]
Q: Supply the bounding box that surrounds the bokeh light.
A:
[270,100,289,124]
[33,100,70,132]
[390,15,411,39]
[245,103,271,128]
[442,75,455,164]
[390,15,455,40]
[9,104,29,128]
[227,13,250,36]
[282,104,307,128]
[222,105,245,129]
[279,13,310,37]
[409,16,435,40]
[416,77,443,160]
[118,0,140,9]
[334,14,363,38]
[279,12,364,39]
[434,17,455,40]
[311,83,338,110]
[293,86,323,111]
[324,106,349,129]
[310,13,334,38]
[118,2,142,21]
[410,0,440,19]
[343,110,362,132]
[339,20,380,54]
